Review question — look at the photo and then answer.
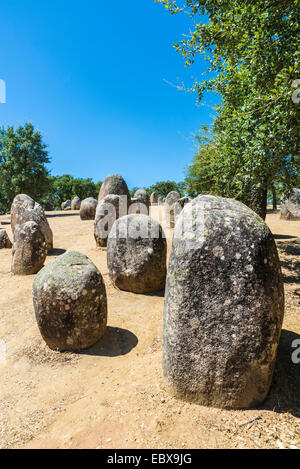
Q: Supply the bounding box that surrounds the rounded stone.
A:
[280,188,300,220]
[150,192,159,204]
[94,194,121,247]
[163,195,284,409]
[164,191,181,228]
[0,229,12,249]
[11,194,53,252]
[80,198,98,220]
[33,250,107,351]
[107,214,167,293]
[98,174,131,203]
[11,221,47,275]
[71,196,81,210]
[61,200,71,211]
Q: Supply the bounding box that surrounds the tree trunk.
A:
[272,185,277,211]
[250,184,268,220]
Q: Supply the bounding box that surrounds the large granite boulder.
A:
[98,174,131,203]
[94,194,121,247]
[0,229,12,249]
[163,195,284,409]
[107,214,167,293]
[61,200,71,211]
[71,196,81,210]
[11,194,53,252]
[280,188,300,220]
[33,251,107,351]
[11,221,47,275]
[80,197,98,220]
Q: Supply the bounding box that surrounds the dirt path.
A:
[0,208,299,449]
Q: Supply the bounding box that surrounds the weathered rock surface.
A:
[128,198,149,216]
[11,221,47,275]
[33,251,107,351]
[150,192,159,204]
[0,229,12,249]
[11,194,53,252]
[134,189,150,206]
[163,195,284,409]
[107,214,167,293]
[71,196,81,210]
[164,191,181,228]
[280,188,300,220]
[94,194,121,247]
[98,174,131,203]
[61,200,71,211]
[80,198,98,220]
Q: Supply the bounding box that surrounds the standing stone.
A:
[71,196,81,210]
[107,214,167,293]
[94,194,121,247]
[98,174,131,203]
[0,229,12,249]
[150,192,159,205]
[163,195,284,409]
[11,221,47,275]
[134,189,150,206]
[11,194,53,252]
[33,251,107,351]
[61,200,71,211]
[158,197,164,206]
[80,197,98,220]
[165,191,181,228]
[280,188,300,220]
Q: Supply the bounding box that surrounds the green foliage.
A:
[148,180,185,197]
[0,123,50,212]
[45,175,102,209]
[158,0,300,215]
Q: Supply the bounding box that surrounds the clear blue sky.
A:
[0,0,218,189]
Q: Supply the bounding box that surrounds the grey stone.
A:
[98,174,131,203]
[11,194,53,252]
[80,197,98,220]
[71,196,81,210]
[0,229,12,249]
[11,221,47,275]
[61,200,71,211]
[164,191,181,228]
[94,194,121,247]
[33,250,107,351]
[163,195,284,409]
[280,188,300,220]
[107,214,167,293]
[150,192,159,204]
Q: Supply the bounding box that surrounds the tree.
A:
[148,180,185,197]
[45,175,102,209]
[0,123,50,211]
[157,0,300,218]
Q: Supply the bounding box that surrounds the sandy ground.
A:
[0,207,299,449]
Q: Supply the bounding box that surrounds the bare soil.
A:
[0,207,299,449]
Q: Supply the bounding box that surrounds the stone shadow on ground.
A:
[276,239,300,284]
[261,329,300,416]
[46,213,79,218]
[79,326,138,357]
[47,248,66,257]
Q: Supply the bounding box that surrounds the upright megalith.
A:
[163,195,284,409]
[131,189,150,214]
[0,229,12,249]
[71,196,81,210]
[11,221,47,275]
[164,191,181,228]
[33,251,107,351]
[107,214,167,293]
[280,188,300,220]
[11,194,53,252]
[94,194,121,247]
[150,192,159,205]
[98,174,131,203]
[80,197,98,220]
